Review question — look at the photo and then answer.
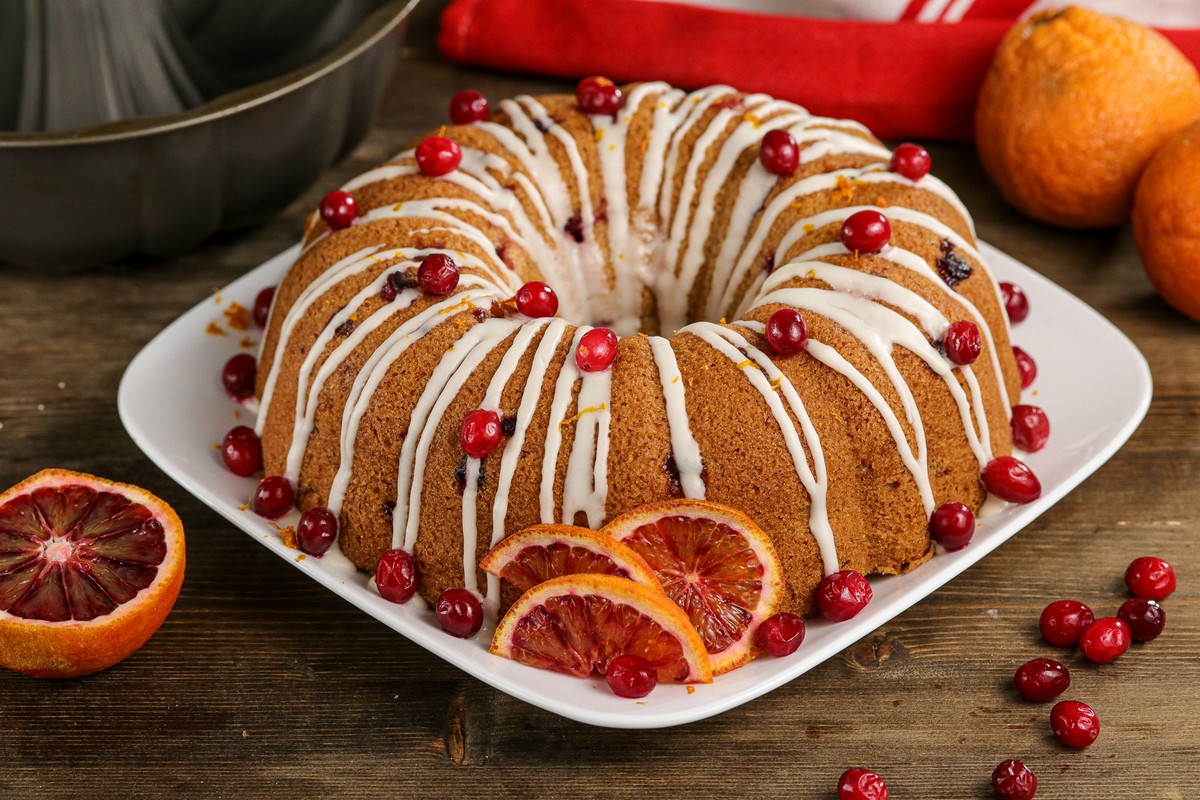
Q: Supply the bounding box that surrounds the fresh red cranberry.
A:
[837,768,888,800]
[756,612,806,657]
[251,475,293,520]
[222,353,257,400]
[992,759,1037,800]
[576,327,618,372]
[319,190,358,231]
[1118,598,1166,642]
[1079,617,1131,664]
[221,425,262,477]
[929,501,975,550]
[296,507,338,556]
[982,456,1041,504]
[943,320,982,365]
[1014,658,1070,702]
[253,286,275,329]
[1000,282,1030,324]
[515,281,559,317]
[449,88,489,124]
[435,588,484,637]
[1040,600,1095,646]
[840,210,891,254]
[1013,346,1037,389]
[1124,556,1176,600]
[765,308,809,355]
[461,409,503,458]
[576,76,624,116]
[415,136,462,176]
[1011,405,1050,452]
[889,143,931,181]
[376,549,418,604]
[1050,700,1099,748]
[817,571,872,622]
[418,253,460,295]
[759,129,800,176]
[606,654,658,698]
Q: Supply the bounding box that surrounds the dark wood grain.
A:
[1,10,1196,799]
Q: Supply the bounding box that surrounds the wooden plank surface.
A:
[1,10,1196,799]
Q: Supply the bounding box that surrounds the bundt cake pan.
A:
[0,0,417,269]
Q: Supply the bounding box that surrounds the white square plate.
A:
[119,242,1151,729]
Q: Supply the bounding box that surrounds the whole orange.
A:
[1133,121,1200,322]
[976,7,1200,228]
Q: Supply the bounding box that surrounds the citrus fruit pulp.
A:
[602,499,782,675]
[480,524,660,592]
[491,574,712,684]
[0,469,185,677]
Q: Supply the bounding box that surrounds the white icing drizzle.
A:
[539,327,587,523]
[646,335,706,499]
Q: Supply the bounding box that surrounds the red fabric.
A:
[438,0,1200,142]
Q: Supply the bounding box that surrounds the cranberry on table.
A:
[1040,599,1095,646]
[1000,281,1030,324]
[765,308,809,355]
[415,136,462,176]
[929,501,975,550]
[460,409,503,458]
[944,320,982,365]
[222,353,257,400]
[435,588,484,637]
[1118,598,1166,642]
[251,475,294,520]
[1014,658,1070,702]
[889,142,931,181]
[417,253,460,296]
[817,570,872,622]
[606,654,658,698]
[1012,346,1037,389]
[252,286,275,329]
[982,456,1041,504]
[576,327,618,372]
[221,426,262,477]
[1050,700,1100,748]
[376,549,418,604]
[1011,405,1050,452]
[760,128,800,176]
[992,759,1037,800]
[449,88,489,124]
[756,612,806,657]
[319,190,358,231]
[1124,556,1176,600]
[1079,617,1131,664]
[296,507,338,556]
[515,281,559,317]
[840,210,891,254]
[837,768,889,800]
[576,76,624,116]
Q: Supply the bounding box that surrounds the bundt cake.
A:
[253,80,1022,618]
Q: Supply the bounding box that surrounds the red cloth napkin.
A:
[438,0,1200,142]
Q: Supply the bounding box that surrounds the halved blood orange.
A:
[0,469,186,677]
[480,524,660,592]
[491,574,712,684]
[602,499,783,675]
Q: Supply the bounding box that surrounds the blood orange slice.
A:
[491,574,712,684]
[0,469,186,677]
[480,524,660,592]
[602,499,783,675]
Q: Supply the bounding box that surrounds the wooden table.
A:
[1,11,1195,799]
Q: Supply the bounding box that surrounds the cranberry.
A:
[221,426,262,477]
[1124,556,1176,600]
[759,129,800,176]
[418,253,460,295]
[992,759,1037,800]
[765,308,809,355]
[982,456,1041,504]
[222,353,257,400]
[1013,346,1037,389]
[415,136,462,176]
[837,768,888,800]
[461,409,503,458]
[515,281,559,317]
[817,570,872,622]
[376,549,418,604]
[576,327,618,372]
[1000,282,1030,324]
[943,320,982,365]
[606,654,658,698]
[1040,600,1095,646]
[295,507,337,556]
[253,286,275,329]
[1014,658,1070,702]
[756,612,806,657]
[1118,598,1166,642]
[435,588,484,637]
[1050,700,1099,748]
[840,210,891,254]
[929,501,975,550]
[251,475,293,519]
[576,76,624,116]
[889,143,931,181]
[1079,617,1131,664]
[449,88,489,124]
[1011,405,1050,452]
[319,190,358,231]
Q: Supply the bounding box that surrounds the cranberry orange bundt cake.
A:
[254,81,1023,618]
